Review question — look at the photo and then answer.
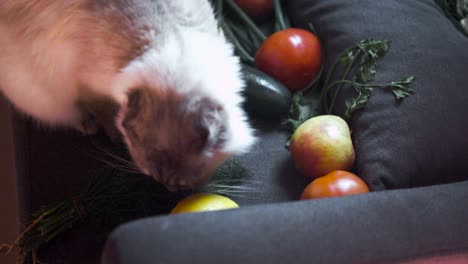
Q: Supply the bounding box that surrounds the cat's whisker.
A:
[94,156,141,174]
[89,144,142,174]
[92,143,137,168]
[205,184,259,190]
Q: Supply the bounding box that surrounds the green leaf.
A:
[283,90,321,132]
[355,61,377,83]
[357,39,392,60]
[344,84,373,119]
[388,76,416,100]
[289,37,415,142]
[354,39,391,83]
[339,47,359,65]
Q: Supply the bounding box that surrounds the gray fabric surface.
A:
[102,0,468,263]
[102,180,468,264]
[225,121,309,205]
[10,0,468,263]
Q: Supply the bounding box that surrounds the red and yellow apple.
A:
[290,115,355,179]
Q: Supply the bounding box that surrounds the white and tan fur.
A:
[0,0,256,190]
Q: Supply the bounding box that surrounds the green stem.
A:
[35,200,69,217]
[216,0,224,16]
[302,65,324,93]
[246,25,263,50]
[321,79,357,113]
[319,58,343,109]
[227,20,255,53]
[274,21,282,32]
[327,50,362,113]
[45,222,76,242]
[323,80,357,92]
[360,83,388,88]
[21,237,49,257]
[224,0,267,41]
[221,22,255,64]
[39,204,80,229]
[274,0,288,30]
[322,79,389,93]
[39,213,76,237]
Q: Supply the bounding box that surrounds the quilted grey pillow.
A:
[289,0,468,190]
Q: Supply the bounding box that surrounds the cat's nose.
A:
[162,177,189,192]
[162,172,203,192]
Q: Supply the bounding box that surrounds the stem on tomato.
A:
[224,0,267,41]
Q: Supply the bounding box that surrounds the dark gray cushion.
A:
[102,180,468,264]
[101,1,468,263]
[11,0,468,263]
[289,0,468,190]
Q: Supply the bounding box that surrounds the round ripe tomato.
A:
[234,0,274,21]
[255,28,323,92]
[300,170,369,200]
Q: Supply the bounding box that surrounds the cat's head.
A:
[112,30,256,191]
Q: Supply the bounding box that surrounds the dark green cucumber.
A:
[241,64,292,121]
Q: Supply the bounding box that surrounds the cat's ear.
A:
[123,89,145,124]
[127,89,142,112]
[121,88,146,141]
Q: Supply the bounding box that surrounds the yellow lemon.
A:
[171,193,239,214]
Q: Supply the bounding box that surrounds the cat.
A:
[0,0,256,191]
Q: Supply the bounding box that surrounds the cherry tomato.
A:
[234,0,274,21]
[255,28,322,92]
[300,170,369,200]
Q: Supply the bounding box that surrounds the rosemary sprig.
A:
[1,159,251,264]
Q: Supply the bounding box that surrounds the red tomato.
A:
[300,170,370,200]
[234,0,274,21]
[255,28,322,92]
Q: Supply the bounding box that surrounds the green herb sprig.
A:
[1,159,251,264]
[321,39,415,119]
[212,0,290,65]
[285,39,416,135]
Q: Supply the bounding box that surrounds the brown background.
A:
[0,95,19,264]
